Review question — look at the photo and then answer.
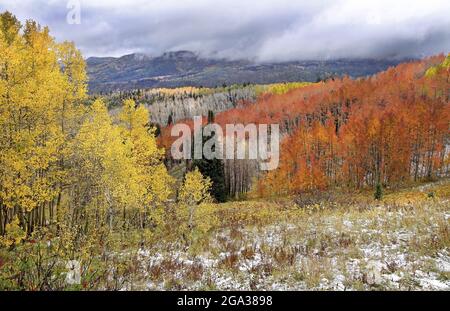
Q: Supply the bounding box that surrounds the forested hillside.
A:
[160,54,449,199]
[104,85,256,126]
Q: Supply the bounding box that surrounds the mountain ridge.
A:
[86,51,406,94]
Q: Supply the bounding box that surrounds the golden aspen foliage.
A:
[177,168,215,245]
[178,168,212,224]
[0,12,177,236]
[0,216,26,247]
[425,53,450,77]
[118,99,174,226]
[72,99,143,227]
[0,12,88,234]
[255,82,312,96]
[179,168,212,206]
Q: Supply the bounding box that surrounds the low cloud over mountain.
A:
[2,0,449,60]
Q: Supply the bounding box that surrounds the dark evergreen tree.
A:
[374,183,383,200]
[191,123,227,203]
[193,155,226,203]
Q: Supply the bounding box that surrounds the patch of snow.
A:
[418,278,449,290]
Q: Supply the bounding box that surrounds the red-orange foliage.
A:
[257,55,449,196]
[160,55,449,196]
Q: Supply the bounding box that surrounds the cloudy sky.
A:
[1,0,449,61]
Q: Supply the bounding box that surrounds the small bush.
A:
[374,183,383,200]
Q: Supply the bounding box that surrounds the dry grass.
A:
[3,180,447,290]
[134,179,450,290]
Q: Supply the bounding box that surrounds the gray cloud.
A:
[0,0,449,60]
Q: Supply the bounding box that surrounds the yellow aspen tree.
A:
[0,13,72,233]
[73,99,143,229]
[178,168,212,231]
[118,99,174,228]
[53,41,87,224]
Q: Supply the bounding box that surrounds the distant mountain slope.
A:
[87,51,404,93]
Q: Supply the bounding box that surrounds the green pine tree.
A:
[374,183,383,200]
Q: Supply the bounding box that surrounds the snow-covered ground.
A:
[129,195,450,291]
